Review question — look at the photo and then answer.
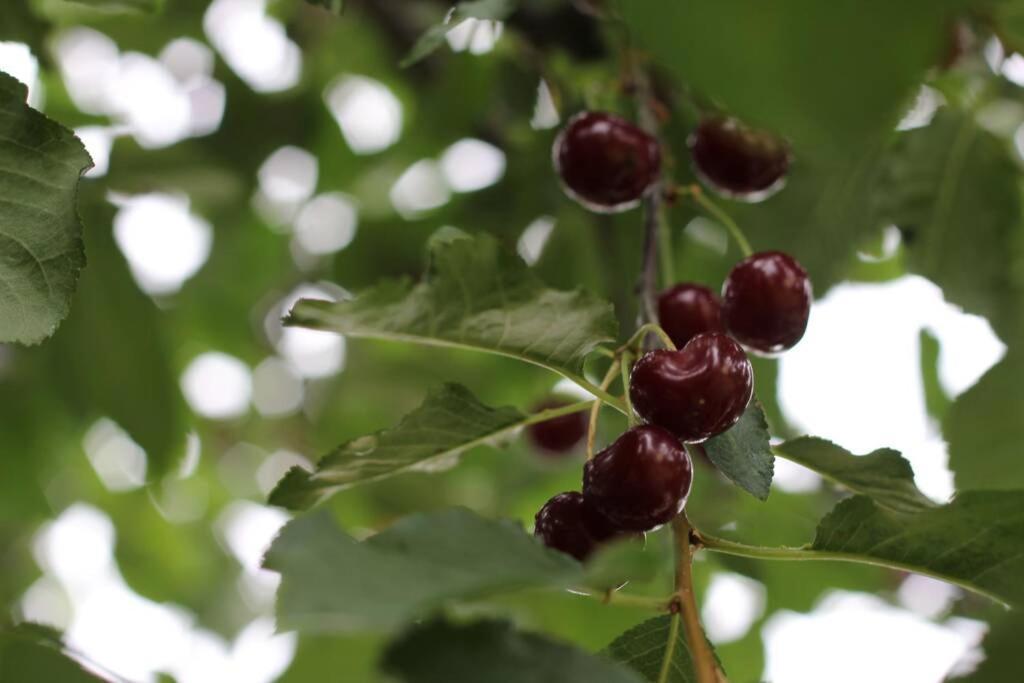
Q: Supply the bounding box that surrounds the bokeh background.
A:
[2,1,1024,681]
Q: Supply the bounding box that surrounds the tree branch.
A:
[670,515,722,683]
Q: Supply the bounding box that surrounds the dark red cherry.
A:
[526,399,588,456]
[554,111,661,213]
[583,425,692,532]
[629,334,753,443]
[688,116,790,201]
[722,251,812,354]
[534,491,621,561]
[657,283,725,349]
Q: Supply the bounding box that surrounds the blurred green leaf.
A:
[0,72,91,345]
[583,537,663,591]
[43,201,186,478]
[774,437,934,513]
[619,0,963,160]
[64,0,162,11]
[808,491,1024,606]
[947,609,1024,681]
[993,1,1024,53]
[702,400,774,501]
[304,0,343,14]
[401,0,517,67]
[946,352,1024,490]
[877,110,1024,341]
[263,507,582,632]
[287,228,618,385]
[381,617,645,683]
[0,624,107,682]
[919,328,953,422]
[270,383,541,510]
[604,615,700,683]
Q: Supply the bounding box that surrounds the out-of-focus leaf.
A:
[304,0,343,14]
[946,352,1024,490]
[583,537,662,591]
[64,0,162,11]
[0,72,91,345]
[993,1,1024,53]
[619,0,964,160]
[381,617,645,683]
[773,437,933,513]
[877,111,1024,341]
[287,228,617,382]
[401,0,517,67]
[269,383,533,510]
[263,507,581,632]
[808,491,1024,606]
[702,400,774,501]
[947,610,1024,682]
[0,623,108,682]
[604,615,699,683]
[43,202,186,477]
[919,328,952,422]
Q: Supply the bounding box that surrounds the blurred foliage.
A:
[1,0,1024,681]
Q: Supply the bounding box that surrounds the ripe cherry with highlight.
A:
[722,251,812,354]
[554,111,661,213]
[629,333,753,443]
[583,425,692,532]
[534,491,621,561]
[689,116,790,201]
[526,399,587,456]
[657,283,725,349]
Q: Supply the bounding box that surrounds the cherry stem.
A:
[620,322,677,353]
[686,184,754,258]
[586,359,622,460]
[655,614,682,683]
[670,514,721,683]
[619,350,639,426]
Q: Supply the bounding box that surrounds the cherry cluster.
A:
[531,110,811,561]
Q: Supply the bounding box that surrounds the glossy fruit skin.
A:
[657,283,725,349]
[688,116,790,201]
[527,400,588,456]
[721,251,812,354]
[629,334,753,443]
[554,111,661,213]
[583,425,692,532]
[534,491,621,561]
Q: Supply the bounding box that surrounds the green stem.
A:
[657,197,676,287]
[656,613,682,683]
[571,374,628,416]
[621,323,677,353]
[587,359,622,459]
[671,515,719,683]
[525,399,598,426]
[697,532,1007,606]
[688,187,753,258]
[620,351,638,426]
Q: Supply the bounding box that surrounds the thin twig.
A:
[619,350,638,426]
[671,515,721,683]
[586,359,622,460]
[656,613,682,683]
[685,185,753,258]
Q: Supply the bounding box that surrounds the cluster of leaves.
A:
[4,0,1024,681]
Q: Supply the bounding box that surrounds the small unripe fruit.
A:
[554,111,661,213]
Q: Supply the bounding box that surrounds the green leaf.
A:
[947,610,1024,682]
[269,383,532,510]
[773,437,934,513]
[946,352,1024,491]
[993,1,1024,53]
[583,537,663,591]
[381,617,646,683]
[262,507,582,632]
[876,110,1024,341]
[401,0,516,67]
[52,0,163,14]
[0,623,108,682]
[303,0,343,14]
[810,491,1024,607]
[286,228,617,382]
[702,400,774,501]
[605,615,698,683]
[619,0,965,160]
[919,328,952,422]
[0,72,91,345]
